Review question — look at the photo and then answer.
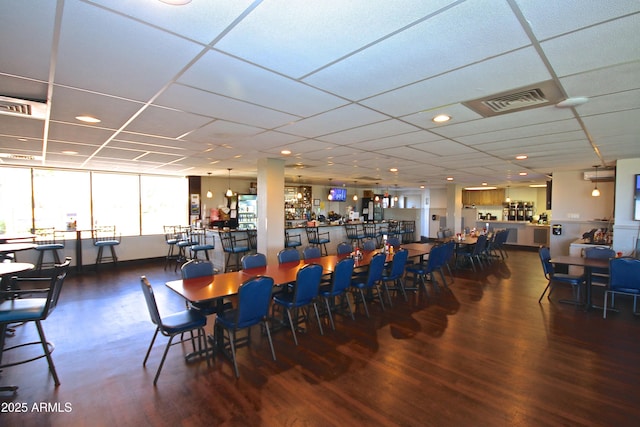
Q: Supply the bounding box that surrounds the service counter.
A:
[476,220,550,247]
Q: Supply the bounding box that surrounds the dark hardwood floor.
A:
[2,248,640,426]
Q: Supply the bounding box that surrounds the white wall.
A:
[613,158,640,255]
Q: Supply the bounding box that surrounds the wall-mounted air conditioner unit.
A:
[0,96,47,120]
[583,170,615,182]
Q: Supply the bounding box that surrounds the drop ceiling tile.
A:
[541,14,640,78]
[456,119,581,146]
[155,84,298,129]
[560,62,640,98]
[215,0,457,78]
[0,1,56,80]
[47,122,117,145]
[344,130,439,151]
[318,119,419,145]
[275,104,389,138]
[305,0,530,100]
[184,119,265,144]
[179,50,347,116]
[515,0,640,40]
[401,104,483,130]
[89,0,256,45]
[0,115,46,140]
[56,0,204,101]
[123,106,214,139]
[361,47,552,117]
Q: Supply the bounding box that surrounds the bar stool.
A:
[285,230,302,249]
[189,227,215,261]
[219,231,250,272]
[33,227,64,272]
[163,225,180,270]
[92,226,120,270]
[305,226,330,256]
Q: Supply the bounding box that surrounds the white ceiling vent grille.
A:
[463,80,564,117]
[0,96,47,120]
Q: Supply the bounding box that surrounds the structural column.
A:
[256,158,285,265]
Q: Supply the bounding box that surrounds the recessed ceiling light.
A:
[158,0,191,5]
[432,114,451,123]
[389,168,398,172]
[482,182,488,186]
[62,150,78,155]
[519,172,528,176]
[464,186,497,190]
[281,149,291,155]
[420,185,425,189]
[515,155,528,160]
[75,115,101,123]
[446,177,454,181]
[17,138,28,142]
[529,184,547,188]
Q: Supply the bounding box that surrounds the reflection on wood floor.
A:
[2,248,640,426]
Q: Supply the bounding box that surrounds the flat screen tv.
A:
[329,187,347,202]
[634,174,640,220]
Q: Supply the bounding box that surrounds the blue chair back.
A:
[235,276,275,329]
[387,236,401,247]
[331,257,355,294]
[362,239,377,251]
[388,249,409,278]
[585,246,616,275]
[278,248,300,264]
[365,253,386,288]
[472,234,487,256]
[303,246,322,259]
[181,259,215,279]
[538,246,554,279]
[293,263,323,305]
[426,244,446,273]
[337,242,352,255]
[242,253,267,269]
[140,276,162,327]
[609,257,640,292]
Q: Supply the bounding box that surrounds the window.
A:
[141,175,188,234]
[33,169,91,231]
[91,172,140,236]
[0,167,32,234]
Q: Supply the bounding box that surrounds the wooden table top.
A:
[167,244,432,304]
[549,255,610,269]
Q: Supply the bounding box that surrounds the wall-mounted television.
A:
[634,174,640,221]
[329,187,347,202]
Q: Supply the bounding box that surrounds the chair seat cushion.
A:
[553,273,583,285]
[610,287,640,295]
[274,292,315,308]
[35,243,64,251]
[95,240,120,247]
[161,309,207,334]
[191,244,214,251]
[227,246,249,253]
[0,298,47,323]
[406,264,428,274]
[166,239,178,245]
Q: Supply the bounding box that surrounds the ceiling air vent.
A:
[463,80,564,117]
[0,96,47,120]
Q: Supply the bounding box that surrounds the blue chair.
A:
[285,230,302,248]
[381,249,409,305]
[0,258,70,390]
[459,234,487,272]
[189,227,215,261]
[363,223,380,248]
[33,227,64,272]
[604,257,640,318]
[215,275,276,377]
[320,257,355,330]
[538,246,585,304]
[386,236,401,248]
[350,252,386,318]
[219,231,250,272]
[273,263,324,345]
[277,247,300,264]
[174,226,196,271]
[405,244,446,296]
[241,252,267,270]
[362,239,377,251]
[336,242,353,255]
[140,276,209,385]
[303,246,322,260]
[181,260,226,316]
[305,226,330,256]
[584,246,616,285]
[92,226,120,270]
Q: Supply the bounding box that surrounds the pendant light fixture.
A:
[591,165,601,197]
[327,178,333,201]
[206,172,213,198]
[505,185,511,203]
[297,175,303,199]
[353,181,358,201]
[393,184,399,203]
[374,183,380,202]
[225,168,233,197]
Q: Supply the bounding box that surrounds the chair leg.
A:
[35,320,59,386]
[285,308,298,346]
[143,328,160,366]
[229,329,239,378]
[154,335,175,385]
[324,297,335,331]
[312,302,324,336]
[538,283,551,303]
[354,289,370,318]
[263,319,276,361]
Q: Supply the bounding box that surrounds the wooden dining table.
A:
[0,243,36,262]
[549,255,610,310]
